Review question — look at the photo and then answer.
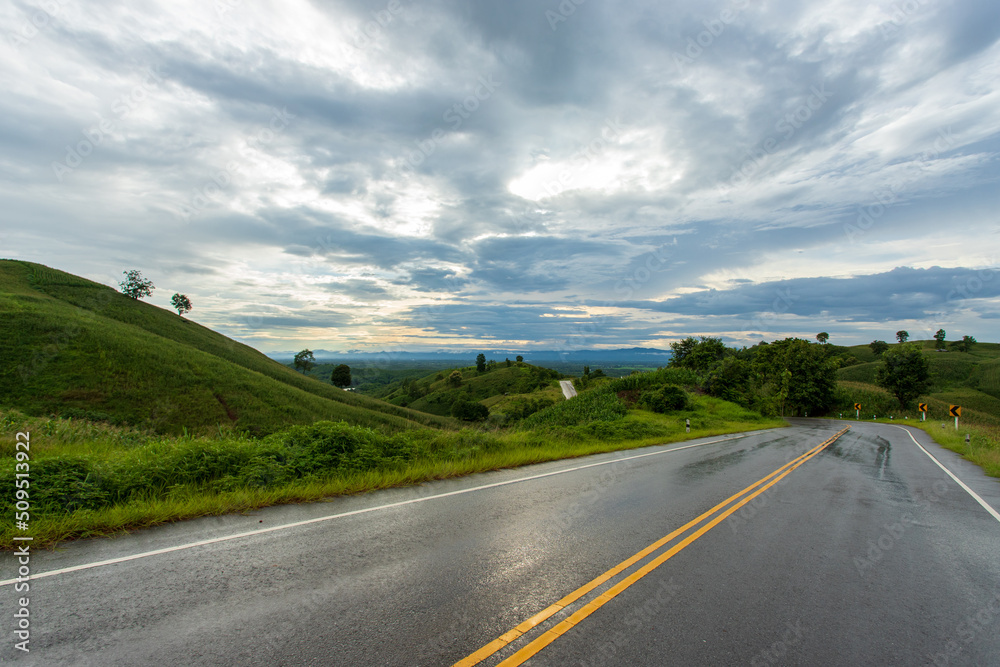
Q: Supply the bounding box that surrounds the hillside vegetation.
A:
[370,361,565,419]
[833,340,1000,425]
[0,260,452,435]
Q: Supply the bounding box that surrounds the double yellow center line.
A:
[455,426,850,667]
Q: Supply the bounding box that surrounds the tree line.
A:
[669,334,940,415]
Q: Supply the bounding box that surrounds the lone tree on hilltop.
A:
[171,293,192,316]
[934,329,947,350]
[876,343,930,408]
[516,355,524,363]
[119,270,154,300]
[896,330,909,343]
[869,340,889,357]
[293,349,316,373]
[330,364,352,387]
[816,332,829,344]
[476,353,486,373]
[950,335,977,353]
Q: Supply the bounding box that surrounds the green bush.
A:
[639,385,690,413]
[451,399,489,422]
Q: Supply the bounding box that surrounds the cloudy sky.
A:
[2,0,999,353]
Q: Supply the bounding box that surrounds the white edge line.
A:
[1,432,762,586]
[890,424,1000,524]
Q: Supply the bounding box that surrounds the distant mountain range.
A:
[267,347,673,364]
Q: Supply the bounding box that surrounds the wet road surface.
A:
[3,420,999,666]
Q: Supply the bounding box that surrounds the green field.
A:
[0,260,452,436]
[833,340,1000,426]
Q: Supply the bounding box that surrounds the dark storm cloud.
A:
[614,267,1000,321]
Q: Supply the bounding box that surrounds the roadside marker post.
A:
[685,418,690,434]
[918,403,928,421]
[854,403,861,419]
[950,405,961,430]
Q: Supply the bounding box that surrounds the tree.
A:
[330,364,352,387]
[516,355,524,363]
[896,330,909,344]
[950,335,977,353]
[476,353,487,373]
[505,358,512,367]
[583,365,591,378]
[704,357,753,406]
[170,293,192,316]
[293,349,316,374]
[669,336,728,373]
[876,343,930,408]
[816,332,829,344]
[118,270,154,300]
[448,370,463,387]
[751,338,836,417]
[869,340,889,357]
[451,398,488,421]
[934,329,947,350]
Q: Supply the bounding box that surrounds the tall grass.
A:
[0,399,784,548]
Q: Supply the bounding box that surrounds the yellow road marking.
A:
[454,427,849,667]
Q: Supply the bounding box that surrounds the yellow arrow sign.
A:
[918,403,928,412]
[949,405,961,417]
[854,403,861,411]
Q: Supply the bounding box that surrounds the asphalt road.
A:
[3,420,1000,666]
[559,381,578,399]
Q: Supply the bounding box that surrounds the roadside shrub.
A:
[639,385,690,413]
[30,457,109,512]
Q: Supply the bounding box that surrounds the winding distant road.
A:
[559,380,577,399]
[4,420,1000,665]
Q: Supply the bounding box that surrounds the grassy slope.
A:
[0,260,452,435]
[379,363,563,417]
[833,341,1000,425]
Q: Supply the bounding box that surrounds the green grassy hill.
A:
[833,340,1000,425]
[372,362,564,418]
[0,260,452,435]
